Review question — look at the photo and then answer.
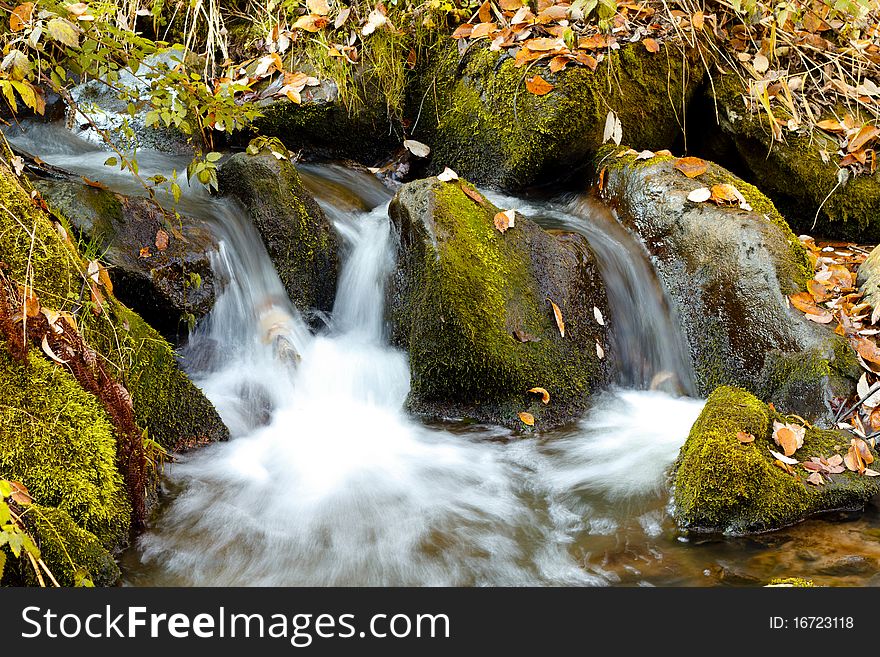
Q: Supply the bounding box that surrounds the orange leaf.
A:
[10,3,34,31]
[155,228,169,251]
[528,387,551,404]
[526,75,554,96]
[673,156,708,178]
[470,21,496,39]
[478,0,492,23]
[518,411,535,426]
[494,209,515,233]
[549,55,569,73]
[548,298,565,338]
[709,183,739,204]
[140,246,152,259]
[849,124,880,153]
[9,481,32,505]
[462,185,485,206]
[500,0,523,9]
[451,23,473,39]
[852,336,880,366]
[816,119,845,134]
[736,430,755,443]
[574,52,598,70]
[642,37,660,53]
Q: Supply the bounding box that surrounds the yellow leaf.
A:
[548,299,565,337]
[9,3,34,32]
[528,387,550,404]
[518,411,535,426]
[47,17,80,47]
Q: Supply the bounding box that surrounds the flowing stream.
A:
[9,122,880,587]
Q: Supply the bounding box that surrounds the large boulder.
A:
[409,40,704,190]
[37,179,218,341]
[673,386,880,534]
[388,176,610,428]
[217,149,339,319]
[597,147,859,421]
[697,74,880,241]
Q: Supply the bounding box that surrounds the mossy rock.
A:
[388,176,610,428]
[0,347,130,547]
[673,386,880,534]
[37,179,218,342]
[0,163,228,452]
[409,39,703,189]
[699,73,880,241]
[3,504,122,587]
[597,146,857,421]
[217,150,339,320]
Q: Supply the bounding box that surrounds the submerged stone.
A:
[388,176,610,428]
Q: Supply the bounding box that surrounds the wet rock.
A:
[388,176,610,428]
[217,149,339,320]
[817,555,875,576]
[857,244,880,311]
[36,179,217,342]
[409,41,703,190]
[673,386,880,534]
[696,74,880,241]
[597,147,859,422]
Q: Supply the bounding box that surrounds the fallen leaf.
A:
[526,75,554,96]
[753,52,769,74]
[549,55,569,73]
[139,247,152,258]
[403,139,430,158]
[603,111,622,146]
[770,449,799,465]
[155,228,169,251]
[513,328,540,343]
[687,187,712,203]
[548,299,565,338]
[806,471,826,486]
[865,468,880,477]
[462,185,485,205]
[494,209,516,233]
[306,0,329,15]
[470,21,496,39]
[852,337,880,366]
[642,37,660,53]
[674,156,708,178]
[21,286,40,318]
[518,411,535,426]
[737,430,756,443]
[293,14,328,32]
[596,341,604,359]
[500,0,523,9]
[849,124,880,153]
[9,481,31,505]
[773,420,805,456]
[709,183,740,205]
[636,150,655,160]
[41,334,67,364]
[437,167,459,182]
[10,3,34,32]
[593,306,605,326]
[528,387,551,404]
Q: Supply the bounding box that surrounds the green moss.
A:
[709,73,880,241]
[0,346,130,546]
[24,504,121,586]
[673,386,880,534]
[391,178,604,425]
[412,40,702,188]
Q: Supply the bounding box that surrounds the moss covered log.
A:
[596,146,858,421]
[388,176,609,427]
[673,386,880,534]
[409,40,703,189]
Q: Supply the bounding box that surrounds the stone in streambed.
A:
[388,176,610,428]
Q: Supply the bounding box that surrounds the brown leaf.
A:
[526,37,564,51]
[155,228,169,251]
[528,387,551,404]
[827,453,844,467]
[549,55,570,73]
[674,156,708,178]
[451,23,473,39]
[773,420,805,456]
[513,328,540,343]
[737,430,756,443]
[854,438,874,465]
[462,185,485,206]
[518,411,535,426]
[478,0,492,23]
[500,0,524,9]
[844,447,864,473]
[470,21,496,39]
[816,119,846,135]
[806,471,826,486]
[548,299,565,338]
[807,279,831,302]
[10,3,34,31]
[9,481,32,505]
[494,209,515,233]
[21,286,40,318]
[642,37,660,53]
[82,176,108,190]
[848,124,880,153]
[526,75,554,96]
[709,183,740,204]
[852,337,880,366]
[574,52,598,70]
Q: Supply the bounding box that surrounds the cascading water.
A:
[6,121,709,586]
